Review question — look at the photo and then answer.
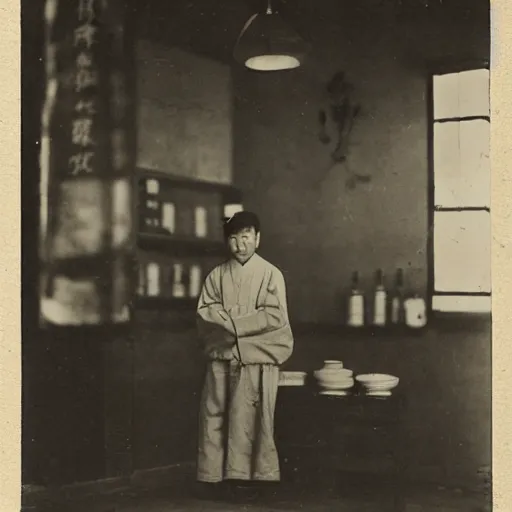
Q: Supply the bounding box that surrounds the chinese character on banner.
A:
[69,151,94,175]
[75,52,97,92]
[75,100,96,115]
[72,118,94,147]
[76,68,98,92]
[40,0,136,326]
[76,52,93,68]
[74,23,97,49]
[78,0,95,22]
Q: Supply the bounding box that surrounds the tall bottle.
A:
[347,271,365,327]
[373,269,387,327]
[390,268,405,325]
[172,263,186,298]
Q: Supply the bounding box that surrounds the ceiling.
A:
[136,0,490,64]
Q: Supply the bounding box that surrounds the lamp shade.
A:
[234,10,308,71]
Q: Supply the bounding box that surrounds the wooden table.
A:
[275,385,408,510]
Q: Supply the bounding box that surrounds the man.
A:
[196,211,294,494]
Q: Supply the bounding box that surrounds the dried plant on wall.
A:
[317,71,371,190]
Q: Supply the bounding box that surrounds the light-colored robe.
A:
[196,253,294,483]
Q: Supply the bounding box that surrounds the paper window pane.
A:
[434,211,491,293]
[458,69,490,118]
[433,73,459,120]
[434,120,490,208]
[434,122,459,207]
[459,120,490,207]
[432,295,491,313]
[433,68,489,120]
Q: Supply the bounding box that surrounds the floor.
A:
[25,478,490,512]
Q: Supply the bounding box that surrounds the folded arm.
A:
[233,270,294,365]
[196,270,236,358]
[231,271,288,337]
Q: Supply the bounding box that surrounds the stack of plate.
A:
[355,373,399,397]
[314,367,354,396]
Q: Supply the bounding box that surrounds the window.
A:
[430,67,491,313]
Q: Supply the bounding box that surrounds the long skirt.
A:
[197,360,280,483]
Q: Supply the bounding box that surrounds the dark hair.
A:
[223,211,260,239]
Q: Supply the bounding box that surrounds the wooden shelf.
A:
[137,232,227,257]
[135,170,241,313]
[135,296,199,311]
[137,168,242,200]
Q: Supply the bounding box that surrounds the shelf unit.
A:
[136,168,242,310]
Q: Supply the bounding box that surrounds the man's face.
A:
[227,226,260,264]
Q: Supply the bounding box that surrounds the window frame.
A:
[427,60,491,315]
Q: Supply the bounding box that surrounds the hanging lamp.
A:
[233,0,308,71]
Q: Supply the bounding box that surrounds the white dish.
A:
[356,373,399,392]
[363,383,399,391]
[319,390,350,396]
[316,374,354,381]
[279,371,307,386]
[322,360,344,370]
[314,368,353,380]
[317,379,354,389]
[366,391,392,397]
[356,373,398,384]
[317,379,354,391]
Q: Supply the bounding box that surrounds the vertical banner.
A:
[39,0,136,325]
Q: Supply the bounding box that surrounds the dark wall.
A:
[132,312,203,470]
[232,2,490,324]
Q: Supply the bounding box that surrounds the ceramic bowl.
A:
[316,378,355,391]
[314,368,353,381]
[322,360,344,370]
[355,373,399,392]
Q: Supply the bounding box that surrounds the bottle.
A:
[146,262,160,297]
[161,202,176,234]
[172,263,186,298]
[347,271,365,327]
[390,268,405,325]
[404,295,427,328]
[145,178,160,195]
[373,269,387,327]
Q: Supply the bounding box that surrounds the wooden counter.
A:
[275,385,407,510]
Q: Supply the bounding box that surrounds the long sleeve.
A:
[197,269,236,360]
[233,270,294,366]
[232,271,287,337]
